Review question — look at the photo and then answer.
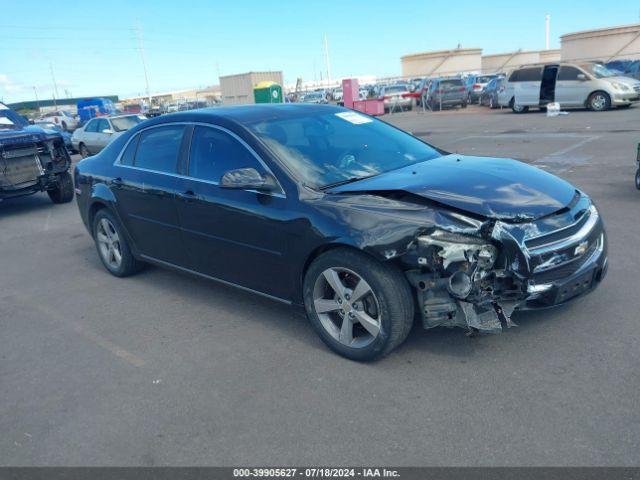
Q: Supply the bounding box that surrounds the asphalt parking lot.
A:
[1,105,639,466]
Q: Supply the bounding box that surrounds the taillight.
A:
[473,83,481,89]
[458,87,465,92]
[381,95,390,100]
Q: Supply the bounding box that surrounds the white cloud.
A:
[0,73,27,94]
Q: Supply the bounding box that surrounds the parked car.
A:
[37,110,79,131]
[499,62,640,112]
[74,104,607,360]
[72,114,146,157]
[34,121,76,152]
[404,77,435,106]
[378,84,413,112]
[605,60,640,81]
[332,88,343,102]
[479,76,506,109]
[464,74,498,103]
[0,102,74,203]
[77,98,117,124]
[424,78,467,110]
[301,92,328,104]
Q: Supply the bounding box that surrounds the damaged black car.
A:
[74,105,607,360]
[1,102,74,204]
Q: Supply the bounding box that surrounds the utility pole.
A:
[135,23,152,107]
[323,33,332,87]
[545,14,550,50]
[49,62,59,107]
[33,86,40,111]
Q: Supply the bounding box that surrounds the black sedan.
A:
[74,105,607,360]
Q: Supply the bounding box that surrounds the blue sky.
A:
[0,0,638,103]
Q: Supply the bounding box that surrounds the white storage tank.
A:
[561,24,640,62]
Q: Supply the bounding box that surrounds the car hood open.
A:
[325,154,577,221]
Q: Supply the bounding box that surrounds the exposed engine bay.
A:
[392,194,607,334]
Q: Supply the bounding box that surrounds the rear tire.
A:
[92,209,144,277]
[510,98,529,113]
[47,171,74,204]
[303,248,414,361]
[635,169,640,190]
[587,91,611,111]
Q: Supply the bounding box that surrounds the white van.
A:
[499,62,640,112]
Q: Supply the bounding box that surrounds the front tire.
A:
[511,98,529,113]
[47,171,74,204]
[635,169,640,190]
[587,91,611,111]
[79,143,90,158]
[303,248,414,361]
[92,209,144,277]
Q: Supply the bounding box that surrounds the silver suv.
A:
[499,62,640,112]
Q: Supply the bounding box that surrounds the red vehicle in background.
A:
[123,103,144,114]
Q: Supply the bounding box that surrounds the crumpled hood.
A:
[326,154,577,221]
[0,127,55,145]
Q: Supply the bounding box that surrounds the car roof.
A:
[140,104,348,126]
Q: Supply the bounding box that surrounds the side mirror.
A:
[577,74,587,81]
[220,167,277,192]
[102,128,114,134]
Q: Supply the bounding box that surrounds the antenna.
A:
[324,33,332,87]
[49,62,59,107]
[135,22,152,106]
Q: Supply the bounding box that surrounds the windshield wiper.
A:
[319,173,380,191]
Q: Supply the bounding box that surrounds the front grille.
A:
[0,144,43,188]
[532,239,598,283]
[525,205,602,283]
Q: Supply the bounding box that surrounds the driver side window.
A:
[188,126,264,183]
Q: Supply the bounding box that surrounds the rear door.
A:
[555,65,588,105]
[174,124,291,298]
[513,67,543,106]
[111,124,189,266]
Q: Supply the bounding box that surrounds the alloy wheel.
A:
[591,94,607,111]
[96,218,122,270]
[312,267,381,348]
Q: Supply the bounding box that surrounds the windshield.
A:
[247,110,441,189]
[476,75,495,83]
[110,115,145,132]
[580,63,616,78]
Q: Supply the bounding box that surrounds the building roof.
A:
[401,48,482,61]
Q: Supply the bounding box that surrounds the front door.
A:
[94,118,113,152]
[174,125,291,299]
[555,65,589,106]
[111,124,188,266]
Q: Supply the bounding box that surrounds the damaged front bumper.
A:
[401,195,608,334]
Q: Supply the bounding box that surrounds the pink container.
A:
[342,78,359,109]
[353,99,385,116]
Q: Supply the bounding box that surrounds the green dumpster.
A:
[253,81,283,104]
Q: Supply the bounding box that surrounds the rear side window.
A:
[119,136,139,166]
[84,119,99,132]
[518,67,542,82]
[188,126,263,182]
[558,66,583,81]
[134,125,185,173]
